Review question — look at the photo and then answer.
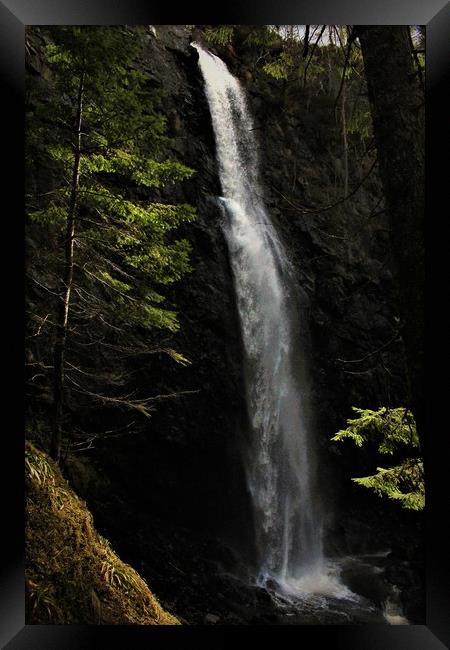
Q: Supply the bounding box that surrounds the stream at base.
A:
[219,552,408,625]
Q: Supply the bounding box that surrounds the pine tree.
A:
[331,407,424,511]
[26,27,196,462]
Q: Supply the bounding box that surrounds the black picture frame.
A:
[2,1,448,647]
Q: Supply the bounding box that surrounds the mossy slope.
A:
[25,442,180,625]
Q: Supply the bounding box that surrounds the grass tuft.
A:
[25,441,180,625]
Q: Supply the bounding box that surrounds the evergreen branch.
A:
[83,267,138,302]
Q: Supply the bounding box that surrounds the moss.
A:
[25,442,180,625]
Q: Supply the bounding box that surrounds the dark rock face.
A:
[88,26,254,552]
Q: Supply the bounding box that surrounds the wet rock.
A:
[204,613,220,624]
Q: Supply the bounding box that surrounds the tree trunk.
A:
[341,79,349,197]
[358,27,425,446]
[303,25,310,58]
[51,71,85,463]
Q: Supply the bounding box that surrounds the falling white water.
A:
[193,43,337,595]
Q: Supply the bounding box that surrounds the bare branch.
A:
[29,313,51,337]
[271,156,378,215]
[29,275,61,298]
[334,33,354,109]
[303,25,326,86]
[335,333,401,365]
[67,373,199,418]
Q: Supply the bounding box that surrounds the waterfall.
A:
[193,43,329,594]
